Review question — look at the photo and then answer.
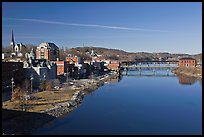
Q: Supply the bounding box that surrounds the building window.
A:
[41,47,45,52]
[53,49,56,55]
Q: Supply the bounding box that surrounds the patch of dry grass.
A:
[174,67,202,77]
[3,89,76,113]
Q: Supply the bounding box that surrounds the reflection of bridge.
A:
[122,73,176,77]
[122,65,178,69]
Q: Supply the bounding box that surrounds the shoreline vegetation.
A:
[172,67,202,79]
[2,72,120,135]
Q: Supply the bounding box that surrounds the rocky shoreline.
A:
[39,90,84,117]
[172,67,202,79]
[2,72,120,135]
[40,72,119,118]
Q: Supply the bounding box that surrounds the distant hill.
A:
[68,46,202,62]
[191,53,202,62]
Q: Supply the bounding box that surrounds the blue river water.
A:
[33,69,202,135]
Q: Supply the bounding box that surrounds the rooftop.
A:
[179,57,196,60]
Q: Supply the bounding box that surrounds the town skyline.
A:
[2,2,202,54]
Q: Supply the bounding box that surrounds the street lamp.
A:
[11,77,14,94]
[72,68,74,79]
[30,74,34,93]
[66,68,69,82]
[43,73,46,80]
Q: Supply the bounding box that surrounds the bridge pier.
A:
[153,69,156,75]
[167,69,170,76]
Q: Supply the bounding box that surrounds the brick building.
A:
[54,60,80,78]
[55,61,72,76]
[107,61,120,71]
[66,55,83,64]
[178,57,196,67]
[36,42,59,61]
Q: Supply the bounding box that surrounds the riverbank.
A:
[2,72,120,135]
[172,67,202,79]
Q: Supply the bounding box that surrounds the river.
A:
[33,68,202,135]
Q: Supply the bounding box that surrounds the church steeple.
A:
[10,30,15,52]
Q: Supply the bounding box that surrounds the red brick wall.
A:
[45,49,49,60]
[36,48,40,59]
[179,59,196,67]
[55,61,65,75]
[36,47,53,60]
[107,63,120,71]
[66,57,78,63]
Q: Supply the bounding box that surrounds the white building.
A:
[10,30,26,57]
[23,50,57,87]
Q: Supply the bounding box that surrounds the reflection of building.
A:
[178,75,197,85]
[179,57,196,67]
[36,42,59,61]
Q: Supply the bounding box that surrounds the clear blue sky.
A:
[2,2,202,54]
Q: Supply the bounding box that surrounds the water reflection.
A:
[105,74,122,84]
[177,75,197,85]
[121,69,201,86]
[199,79,202,87]
[33,69,202,135]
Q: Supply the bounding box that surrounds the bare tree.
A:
[11,85,24,101]
[39,80,46,91]
[22,78,31,94]
[45,80,52,91]
[11,85,27,111]
[59,47,66,61]
[11,78,36,111]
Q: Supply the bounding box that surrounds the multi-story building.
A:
[54,60,79,80]
[2,62,24,92]
[66,55,83,64]
[107,61,120,71]
[178,57,196,67]
[55,60,72,76]
[23,58,57,88]
[36,42,59,61]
